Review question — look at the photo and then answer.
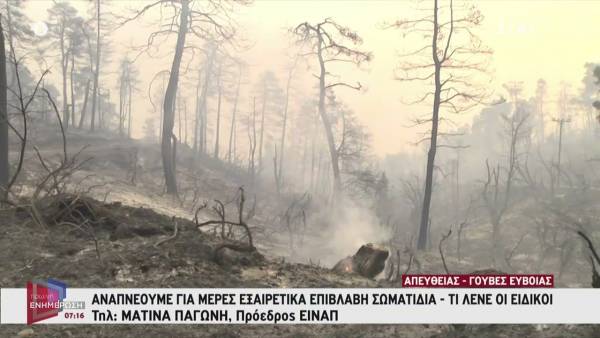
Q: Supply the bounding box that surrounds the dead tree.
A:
[2,33,47,201]
[30,89,92,227]
[257,74,268,175]
[118,58,127,136]
[213,63,223,159]
[247,97,258,186]
[593,66,600,114]
[535,79,547,144]
[252,70,284,177]
[47,2,78,129]
[576,231,600,288]
[129,147,138,185]
[401,175,423,240]
[227,62,243,164]
[456,197,474,263]
[387,0,491,250]
[552,117,571,188]
[194,43,216,156]
[69,45,75,127]
[280,193,310,255]
[273,146,282,194]
[89,0,101,131]
[0,16,7,198]
[77,21,93,129]
[25,89,100,261]
[439,228,452,274]
[161,0,188,196]
[275,56,300,192]
[292,18,372,202]
[196,187,257,254]
[481,110,530,268]
[120,0,243,196]
[385,249,401,282]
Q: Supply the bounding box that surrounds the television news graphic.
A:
[25,279,85,325]
[2,275,600,325]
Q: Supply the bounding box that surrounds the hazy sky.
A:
[25,0,600,156]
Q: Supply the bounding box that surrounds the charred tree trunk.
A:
[61,35,69,129]
[118,76,125,136]
[69,51,76,128]
[98,88,102,129]
[309,112,317,192]
[177,98,182,143]
[248,97,257,186]
[227,69,241,163]
[214,71,222,159]
[292,20,370,200]
[183,99,187,145]
[416,0,441,251]
[316,33,342,200]
[300,131,308,189]
[90,0,101,131]
[0,18,8,196]
[4,1,15,93]
[198,47,215,155]
[214,91,221,159]
[278,63,294,190]
[127,71,132,138]
[193,69,201,155]
[78,79,90,128]
[258,90,266,175]
[161,0,188,196]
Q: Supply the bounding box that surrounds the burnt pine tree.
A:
[194,41,216,156]
[254,70,284,176]
[161,0,189,195]
[227,61,243,164]
[275,55,300,192]
[0,16,7,197]
[594,66,600,114]
[47,2,79,129]
[89,0,101,131]
[78,18,95,129]
[292,19,372,201]
[388,0,491,250]
[121,0,241,195]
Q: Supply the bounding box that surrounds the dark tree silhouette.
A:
[387,0,491,250]
[593,66,600,114]
[90,0,101,131]
[119,0,244,196]
[0,16,7,196]
[292,18,372,201]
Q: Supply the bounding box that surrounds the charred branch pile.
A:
[195,187,263,265]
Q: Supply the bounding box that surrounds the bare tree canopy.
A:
[118,0,247,196]
[292,18,372,201]
[387,0,492,250]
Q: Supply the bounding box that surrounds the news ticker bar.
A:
[2,288,600,324]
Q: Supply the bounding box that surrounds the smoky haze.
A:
[1,3,600,331]
[22,0,600,156]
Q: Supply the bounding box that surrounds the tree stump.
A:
[332,243,389,278]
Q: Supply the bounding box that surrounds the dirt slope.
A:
[0,196,598,338]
